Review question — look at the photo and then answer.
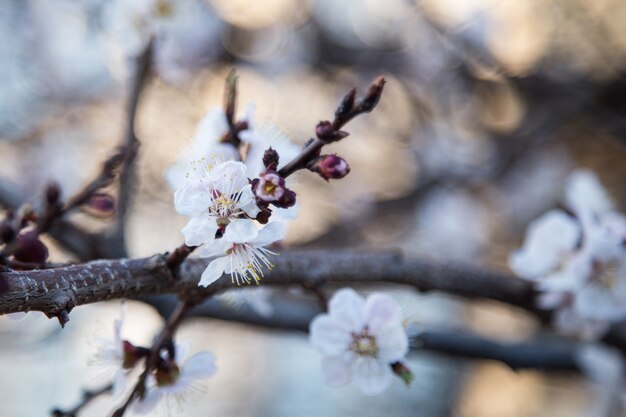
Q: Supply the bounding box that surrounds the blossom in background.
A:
[509,170,626,339]
[103,0,221,82]
[133,343,217,415]
[309,288,409,395]
[217,287,274,317]
[91,305,144,397]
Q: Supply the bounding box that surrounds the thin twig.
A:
[51,383,113,417]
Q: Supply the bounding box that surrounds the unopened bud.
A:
[316,121,350,143]
[336,87,356,119]
[360,76,386,112]
[391,361,414,385]
[0,222,15,243]
[45,182,61,206]
[307,155,350,181]
[13,231,49,264]
[262,147,280,171]
[84,193,116,218]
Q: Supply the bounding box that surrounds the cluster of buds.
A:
[0,203,49,266]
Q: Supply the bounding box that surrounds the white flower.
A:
[103,0,221,82]
[174,160,260,247]
[197,221,286,286]
[91,305,134,397]
[166,108,240,191]
[309,288,409,395]
[217,287,274,317]
[132,344,217,415]
[509,169,626,338]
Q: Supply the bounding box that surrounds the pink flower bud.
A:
[308,155,350,181]
[253,171,286,202]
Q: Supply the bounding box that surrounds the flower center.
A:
[592,258,620,289]
[350,329,378,357]
[154,0,173,17]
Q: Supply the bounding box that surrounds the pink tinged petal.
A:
[131,390,163,415]
[309,315,351,356]
[181,216,218,247]
[112,370,127,398]
[199,256,230,287]
[375,326,409,362]
[353,357,393,396]
[328,288,366,332]
[365,293,403,334]
[252,221,286,246]
[321,354,354,387]
[222,219,259,244]
[181,351,217,380]
[508,210,581,280]
[174,183,209,216]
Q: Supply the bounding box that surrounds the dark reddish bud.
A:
[224,69,238,125]
[255,205,272,224]
[307,154,350,181]
[336,87,356,119]
[0,222,15,243]
[18,205,37,228]
[262,147,280,171]
[122,340,148,369]
[360,76,386,112]
[316,121,350,143]
[391,361,414,385]
[84,192,116,218]
[13,231,49,264]
[275,189,296,208]
[45,182,61,206]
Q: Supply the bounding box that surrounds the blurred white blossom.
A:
[309,288,409,395]
[510,170,626,339]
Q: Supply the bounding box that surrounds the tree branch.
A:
[0,250,535,319]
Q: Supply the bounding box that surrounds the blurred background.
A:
[2,0,626,415]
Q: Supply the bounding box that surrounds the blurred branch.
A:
[110,44,152,256]
[146,294,580,372]
[51,384,113,417]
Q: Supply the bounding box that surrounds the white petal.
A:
[182,351,217,380]
[309,315,351,356]
[192,108,229,147]
[174,182,211,216]
[252,222,286,246]
[223,219,259,244]
[328,288,366,332]
[509,210,581,280]
[364,293,402,334]
[112,370,127,398]
[375,326,409,362]
[210,160,249,191]
[181,216,218,246]
[574,283,626,322]
[196,238,231,258]
[566,170,613,220]
[131,390,162,415]
[199,257,230,287]
[239,185,261,218]
[353,357,392,396]
[321,353,354,386]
